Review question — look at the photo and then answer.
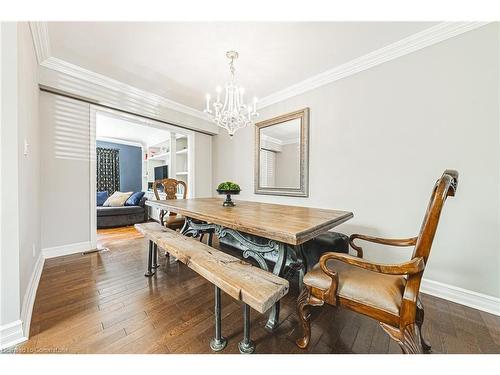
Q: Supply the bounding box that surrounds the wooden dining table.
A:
[145,197,353,331]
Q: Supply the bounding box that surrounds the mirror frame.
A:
[254,107,309,197]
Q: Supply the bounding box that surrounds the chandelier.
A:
[204,51,258,136]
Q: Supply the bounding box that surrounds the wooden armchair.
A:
[296,170,458,354]
[153,178,187,230]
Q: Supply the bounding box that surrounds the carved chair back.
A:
[153,178,187,200]
[153,178,187,217]
[412,170,458,263]
[401,169,458,322]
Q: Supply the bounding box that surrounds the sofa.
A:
[97,194,148,229]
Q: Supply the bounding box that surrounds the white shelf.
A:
[148,152,170,160]
[176,149,188,155]
[176,171,188,175]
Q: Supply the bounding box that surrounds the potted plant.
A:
[216,181,241,207]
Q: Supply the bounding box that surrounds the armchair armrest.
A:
[319,252,425,276]
[349,234,417,258]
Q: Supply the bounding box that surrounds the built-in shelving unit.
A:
[142,130,192,221]
[142,130,192,198]
[174,135,189,185]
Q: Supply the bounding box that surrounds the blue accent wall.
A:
[97,140,142,192]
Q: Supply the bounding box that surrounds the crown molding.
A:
[41,56,210,121]
[257,22,490,109]
[28,22,209,122]
[28,21,51,64]
[29,21,490,118]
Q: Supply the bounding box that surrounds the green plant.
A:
[217,181,241,191]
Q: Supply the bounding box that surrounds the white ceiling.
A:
[96,113,171,146]
[47,22,437,111]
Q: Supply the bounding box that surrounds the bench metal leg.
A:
[238,304,255,354]
[209,286,227,352]
[144,240,156,277]
[152,243,159,269]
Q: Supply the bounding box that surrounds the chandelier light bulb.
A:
[204,93,211,113]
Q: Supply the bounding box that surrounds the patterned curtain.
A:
[96,147,120,194]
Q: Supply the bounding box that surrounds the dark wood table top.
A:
[146,198,353,245]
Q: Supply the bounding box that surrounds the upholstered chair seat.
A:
[304,259,406,316]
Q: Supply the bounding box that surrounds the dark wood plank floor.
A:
[16,226,500,354]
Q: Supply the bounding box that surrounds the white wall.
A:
[213,24,500,299]
[17,22,41,310]
[1,21,41,348]
[194,132,213,198]
[0,22,21,330]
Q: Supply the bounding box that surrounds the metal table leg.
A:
[238,304,255,354]
[210,286,227,352]
[265,243,288,331]
[144,240,156,277]
[152,243,159,269]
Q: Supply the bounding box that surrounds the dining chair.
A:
[153,178,187,230]
[296,170,458,354]
[153,178,213,244]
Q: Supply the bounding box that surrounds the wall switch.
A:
[24,139,29,156]
[32,243,36,257]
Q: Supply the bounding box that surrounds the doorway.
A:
[90,106,195,248]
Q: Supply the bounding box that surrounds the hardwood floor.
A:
[16,226,500,354]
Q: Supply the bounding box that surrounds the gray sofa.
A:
[97,196,148,228]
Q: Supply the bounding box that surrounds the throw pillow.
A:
[96,191,109,206]
[125,191,145,206]
[103,191,133,207]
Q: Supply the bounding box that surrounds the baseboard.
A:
[0,320,26,350]
[20,253,45,339]
[421,278,500,316]
[42,241,93,259]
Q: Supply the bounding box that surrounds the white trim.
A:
[97,137,145,149]
[258,22,490,108]
[42,241,93,259]
[20,254,44,339]
[188,133,195,198]
[89,107,97,250]
[421,278,500,316]
[40,56,209,122]
[0,320,26,350]
[28,22,50,64]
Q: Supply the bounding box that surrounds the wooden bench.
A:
[135,222,289,353]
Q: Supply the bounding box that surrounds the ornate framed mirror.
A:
[254,108,309,197]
